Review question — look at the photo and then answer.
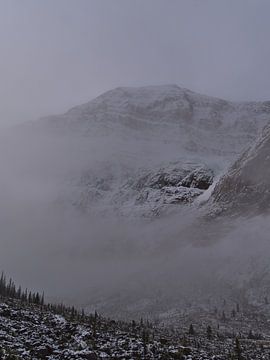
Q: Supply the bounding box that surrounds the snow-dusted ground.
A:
[1,296,270,360]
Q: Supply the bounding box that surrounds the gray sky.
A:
[1,0,270,126]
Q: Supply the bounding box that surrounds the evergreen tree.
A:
[41,292,45,306]
[206,325,212,340]
[28,291,32,303]
[234,337,242,360]
[222,311,226,321]
[93,311,98,338]
[81,308,85,321]
[188,324,195,335]
[142,329,149,356]
[132,320,136,333]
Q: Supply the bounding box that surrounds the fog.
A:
[0,125,268,319]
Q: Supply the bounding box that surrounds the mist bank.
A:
[0,122,269,320]
[1,194,269,319]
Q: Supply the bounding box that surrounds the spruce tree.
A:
[188,324,195,335]
[206,325,212,340]
[234,337,242,360]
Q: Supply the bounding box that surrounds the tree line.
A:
[0,272,44,306]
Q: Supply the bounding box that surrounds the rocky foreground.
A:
[1,295,270,359]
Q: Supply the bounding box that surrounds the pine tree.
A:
[142,329,149,357]
[81,308,85,321]
[234,337,242,360]
[16,286,22,300]
[93,311,98,338]
[28,291,32,303]
[41,292,45,306]
[188,324,195,335]
[35,292,40,305]
[132,320,136,333]
[222,311,226,321]
[206,325,212,340]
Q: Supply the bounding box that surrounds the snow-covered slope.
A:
[3,295,270,359]
[74,161,214,217]
[209,123,270,215]
[20,85,270,217]
[33,85,270,159]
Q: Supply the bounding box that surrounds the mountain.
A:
[34,85,270,158]
[3,85,270,323]
[18,85,270,217]
[210,123,270,215]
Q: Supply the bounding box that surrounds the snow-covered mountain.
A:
[3,85,270,321]
[19,85,270,217]
[34,85,270,158]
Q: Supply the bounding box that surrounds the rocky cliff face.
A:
[210,124,270,215]
[76,161,214,217]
